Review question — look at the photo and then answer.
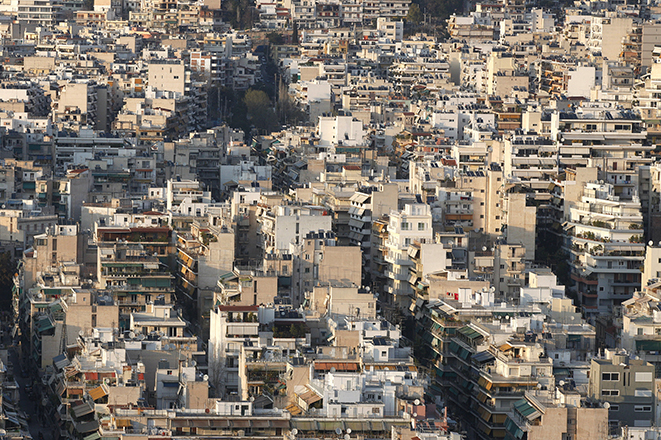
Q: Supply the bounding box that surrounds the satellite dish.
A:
[291,429,298,436]
[414,399,420,406]
[559,380,565,387]
[335,428,343,435]
[482,246,487,251]
[413,413,418,418]
[536,383,542,389]
[603,402,611,409]
[203,374,209,381]
[649,241,654,246]
[346,429,351,434]
[249,396,255,402]
[344,435,350,440]
[330,367,336,373]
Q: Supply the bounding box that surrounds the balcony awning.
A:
[636,339,661,351]
[231,419,251,428]
[75,420,100,433]
[458,325,483,341]
[472,351,495,364]
[115,419,131,428]
[513,398,541,421]
[291,420,317,431]
[88,384,109,401]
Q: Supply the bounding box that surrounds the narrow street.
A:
[8,340,56,440]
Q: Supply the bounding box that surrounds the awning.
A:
[88,384,109,401]
[271,419,289,428]
[83,432,100,440]
[72,401,95,418]
[231,419,251,428]
[285,403,302,416]
[477,405,491,422]
[53,354,70,370]
[115,419,131,428]
[344,420,369,431]
[298,387,322,406]
[370,420,386,431]
[458,326,483,341]
[291,420,317,431]
[514,399,541,421]
[472,351,495,364]
[76,420,100,433]
[478,376,493,391]
[251,419,271,428]
[317,420,343,431]
[636,339,661,351]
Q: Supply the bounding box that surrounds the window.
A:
[635,372,653,382]
[601,390,619,396]
[417,222,425,231]
[635,389,652,397]
[602,372,620,381]
[401,221,411,230]
[638,328,644,335]
[609,405,619,411]
[635,406,652,412]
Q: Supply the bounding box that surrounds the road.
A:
[8,341,56,440]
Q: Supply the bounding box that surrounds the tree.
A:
[276,80,307,126]
[0,252,15,311]
[292,21,299,45]
[407,3,423,24]
[266,32,284,46]
[243,89,279,133]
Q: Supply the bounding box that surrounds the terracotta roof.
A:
[314,361,359,372]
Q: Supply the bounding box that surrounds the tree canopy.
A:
[244,89,279,134]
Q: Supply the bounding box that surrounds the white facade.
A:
[318,115,366,147]
[385,204,433,306]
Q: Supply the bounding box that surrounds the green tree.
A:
[244,89,279,134]
[0,252,15,310]
[407,3,423,24]
[276,80,307,126]
[267,32,284,45]
[292,21,299,45]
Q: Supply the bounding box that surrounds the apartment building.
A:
[382,204,433,312]
[589,352,655,430]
